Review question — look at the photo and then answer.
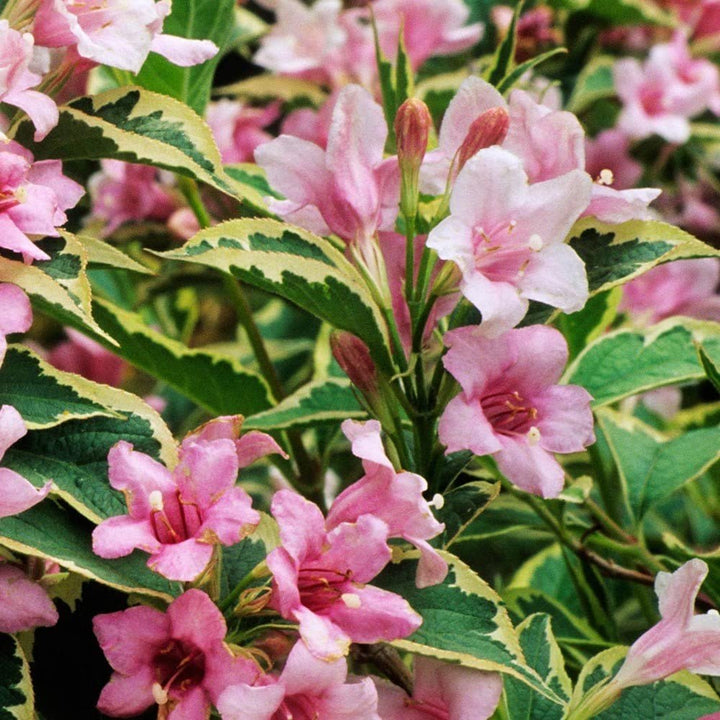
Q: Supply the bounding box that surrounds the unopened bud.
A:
[395,98,432,172]
[454,106,510,179]
[330,331,378,394]
[395,98,432,223]
[233,585,273,617]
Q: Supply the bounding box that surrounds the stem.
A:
[584,497,635,544]
[219,561,270,613]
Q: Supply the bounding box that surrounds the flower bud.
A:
[395,98,432,172]
[330,331,378,394]
[454,106,510,179]
[395,98,432,223]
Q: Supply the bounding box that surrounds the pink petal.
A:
[294,604,352,661]
[216,683,285,720]
[0,564,58,632]
[92,515,161,559]
[271,490,326,561]
[323,515,391,583]
[439,394,503,456]
[168,589,227,652]
[175,438,239,509]
[0,285,32,339]
[93,605,169,675]
[494,436,566,498]
[0,404,27,459]
[148,538,214,582]
[281,639,348,695]
[534,385,595,453]
[149,34,218,67]
[199,487,260,546]
[234,431,287,468]
[96,668,156,717]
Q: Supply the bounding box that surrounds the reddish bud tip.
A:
[330,331,378,394]
[394,98,432,171]
[456,106,510,174]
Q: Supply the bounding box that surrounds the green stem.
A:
[219,561,270,613]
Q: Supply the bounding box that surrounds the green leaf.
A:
[567,56,616,114]
[244,378,364,432]
[133,0,236,115]
[504,614,571,720]
[89,298,275,417]
[564,318,720,408]
[76,234,154,275]
[597,409,720,520]
[16,87,241,199]
[556,288,621,363]
[0,503,176,600]
[0,346,176,523]
[161,219,394,372]
[496,47,568,95]
[0,234,112,343]
[568,219,720,297]
[438,480,501,548]
[572,648,720,719]
[697,339,720,394]
[583,0,675,26]
[0,634,33,720]
[375,552,565,703]
[485,0,522,88]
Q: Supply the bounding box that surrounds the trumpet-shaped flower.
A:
[0,142,84,263]
[0,404,52,518]
[614,33,720,144]
[426,147,591,336]
[217,639,381,720]
[0,562,58,633]
[0,284,32,367]
[94,589,259,718]
[92,436,260,582]
[254,84,399,252]
[438,325,595,498]
[0,20,58,141]
[327,419,447,588]
[375,655,503,720]
[612,559,720,688]
[267,490,422,660]
[34,0,218,73]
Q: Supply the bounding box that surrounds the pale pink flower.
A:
[0,562,58,633]
[0,283,32,367]
[280,91,339,149]
[0,141,84,263]
[585,129,643,190]
[327,419,447,588]
[614,33,720,144]
[620,258,720,325]
[206,100,280,165]
[371,0,482,70]
[612,559,720,688]
[92,435,261,582]
[94,589,260,718]
[426,146,591,336]
[217,639,380,720]
[88,160,178,236]
[48,328,127,386]
[33,0,218,73]
[267,489,422,660]
[0,405,52,518]
[375,655,503,720]
[255,84,399,255]
[0,20,58,141]
[438,325,595,498]
[253,0,370,89]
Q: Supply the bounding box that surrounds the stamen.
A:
[598,168,614,186]
[528,234,543,251]
[429,493,445,510]
[149,490,164,511]
[527,426,541,445]
[152,682,168,705]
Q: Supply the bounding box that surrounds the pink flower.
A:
[94,589,259,718]
[612,559,720,688]
[375,655,503,720]
[48,328,127,386]
[0,404,52,518]
[438,325,595,498]
[255,84,399,255]
[620,258,720,325]
[92,435,261,582]
[585,129,643,191]
[426,146,591,336]
[326,419,448,588]
[0,20,58,141]
[0,141,84,263]
[216,639,381,720]
[0,562,58,633]
[34,0,218,73]
[88,160,178,236]
[206,100,280,165]
[614,33,720,144]
[372,0,483,70]
[0,283,32,367]
[267,489,422,660]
